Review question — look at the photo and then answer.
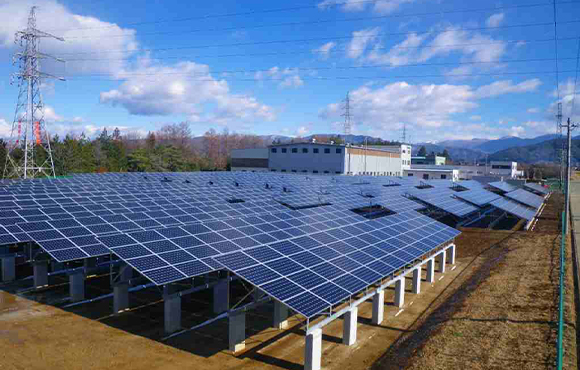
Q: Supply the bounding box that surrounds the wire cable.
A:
[62,69,580,82]
[554,0,561,102]
[570,37,580,118]
[54,35,580,57]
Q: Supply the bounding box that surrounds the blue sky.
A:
[0,0,579,143]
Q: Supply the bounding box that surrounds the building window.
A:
[335,171,341,174]
[281,169,287,172]
[423,174,429,180]
[282,148,287,153]
[271,169,277,172]
[302,170,307,173]
[441,174,446,179]
[324,148,331,154]
[271,148,277,153]
[408,173,414,177]
[313,148,319,153]
[302,148,308,153]
[292,148,298,153]
[292,170,297,173]
[336,148,342,154]
[324,171,329,174]
[313,170,318,173]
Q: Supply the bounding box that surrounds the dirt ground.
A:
[0,193,575,370]
[372,192,578,370]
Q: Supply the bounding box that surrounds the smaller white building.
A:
[404,165,459,181]
[489,161,519,178]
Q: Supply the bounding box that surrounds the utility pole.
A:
[561,117,578,233]
[4,7,65,179]
[341,92,352,145]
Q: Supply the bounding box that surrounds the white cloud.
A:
[347,28,380,59]
[319,79,546,141]
[312,42,336,59]
[548,78,580,123]
[43,106,64,122]
[359,26,507,76]
[474,79,542,99]
[318,0,417,14]
[486,13,505,28]
[0,0,138,76]
[527,108,540,113]
[0,118,10,138]
[101,58,276,124]
[254,67,304,89]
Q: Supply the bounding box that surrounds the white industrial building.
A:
[230,143,410,176]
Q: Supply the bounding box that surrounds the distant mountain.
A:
[436,138,490,150]
[411,143,486,162]
[303,134,384,145]
[475,134,560,153]
[488,137,580,164]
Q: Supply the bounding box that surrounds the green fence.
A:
[557,209,565,370]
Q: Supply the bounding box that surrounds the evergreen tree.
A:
[417,146,427,156]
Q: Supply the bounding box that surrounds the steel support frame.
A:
[306,243,455,335]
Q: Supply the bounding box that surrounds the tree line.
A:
[0,122,270,176]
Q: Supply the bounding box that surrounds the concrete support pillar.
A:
[229,311,246,353]
[394,278,405,308]
[412,267,421,295]
[305,328,322,370]
[437,250,446,273]
[372,289,385,325]
[342,307,358,346]
[33,261,48,288]
[69,272,85,302]
[447,244,456,265]
[1,256,15,282]
[273,301,289,330]
[426,258,435,283]
[213,279,229,314]
[114,283,129,314]
[164,293,181,334]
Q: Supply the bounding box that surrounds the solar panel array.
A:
[488,181,517,193]
[490,198,537,221]
[523,182,550,195]
[0,172,462,318]
[504,189,544,209]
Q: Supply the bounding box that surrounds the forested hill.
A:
[488,137,580,164]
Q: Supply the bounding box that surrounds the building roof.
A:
[269,142,400,154]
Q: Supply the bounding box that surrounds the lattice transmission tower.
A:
[4,7,65,179]
[341,92,352,145]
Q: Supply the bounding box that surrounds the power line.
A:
[63,17,576,40]
[571,37,580,117]
[44,0,580,33]
[554,0,561,102]
[58,57,580,78]
[53,35,580,57]
[62,69,580,82]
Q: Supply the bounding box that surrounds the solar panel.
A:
[454,188,501,207]
[488,181,516,193]
[490,198,537,221]
[410,189,478,217]
[504,189,544,209]
[523,182,550,195]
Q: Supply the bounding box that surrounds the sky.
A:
[0,0,579,143]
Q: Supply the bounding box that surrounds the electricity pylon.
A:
[4,6,65,179]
